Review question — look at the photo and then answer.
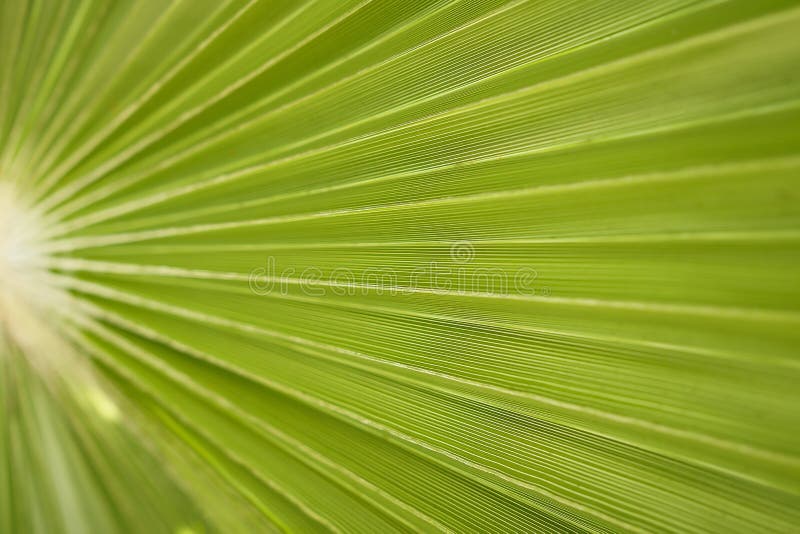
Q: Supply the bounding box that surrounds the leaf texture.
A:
[1,1,800,532]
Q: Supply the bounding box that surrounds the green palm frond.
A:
[1,1,800,532]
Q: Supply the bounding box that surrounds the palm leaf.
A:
[1,0,799,532]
